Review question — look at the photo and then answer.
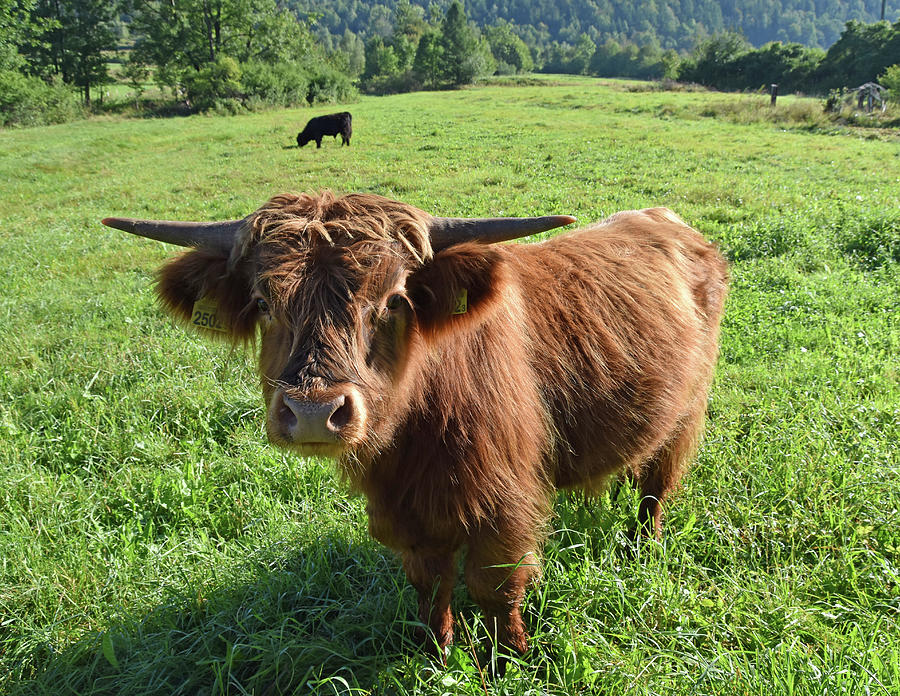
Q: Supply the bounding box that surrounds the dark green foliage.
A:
[20,0,116,105]
[0,0,39,72]
[239,60,310,107]
[412,30,442,86]
[542,34,595,75]
[589,39,679,80]
[183,55,243,112]
[360,1,494,93]
[363,36,400,80]
[0,67,83,126]
[305,63,355,104]
[813,19,900,90]
[438,1,494,85]
[881,63,900,100]
[677,22,899,94]
[678,31,753,88]
[127,0,355,113]
[288,0,898,52]
[483,21,533,75]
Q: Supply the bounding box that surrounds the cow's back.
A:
[503,208,728,488]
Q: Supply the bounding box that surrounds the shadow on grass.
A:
[10,535,425,695]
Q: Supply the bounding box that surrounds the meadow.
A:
[0,77,898,695]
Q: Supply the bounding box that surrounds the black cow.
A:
[297,112,352,148]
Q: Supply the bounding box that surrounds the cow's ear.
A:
[406,243,507,341]
[156,249,258,341]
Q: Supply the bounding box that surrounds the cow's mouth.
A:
[265,432,348,459]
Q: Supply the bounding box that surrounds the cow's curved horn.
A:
[428,215,576,250]
[101,217,247,254]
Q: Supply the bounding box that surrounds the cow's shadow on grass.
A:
[11,535,430,695]
[12,491,643,695]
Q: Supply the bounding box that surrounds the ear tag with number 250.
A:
[191,297,228,333]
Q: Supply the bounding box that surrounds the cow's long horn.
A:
[428,215,576,250]
[100,217,246,253]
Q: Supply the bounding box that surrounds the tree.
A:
[362,35,398,79]
[878,63,900,101]
[127,0,333,108]
[484,20,533,73]
[678,31,750,87]
[0,0,38,71]
[129,0,317,76]
[412,29,442,86]
[439,1,493,85]
[338,28,365,77]
[569,33,595,75]
[814,19,900,90]
[25,0,116,105]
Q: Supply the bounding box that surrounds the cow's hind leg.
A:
[402,549,457,659]
[633,403,706,540]
[464,529,539,656]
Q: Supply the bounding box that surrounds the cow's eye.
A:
[256,298,270,315]
[385,293,405,312]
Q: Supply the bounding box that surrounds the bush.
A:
[879,64,900,102]
[305,65,356,104]
[0,70,84,128]
[361,69,421,95]
[182,56,242,112]
[240,60,309,107]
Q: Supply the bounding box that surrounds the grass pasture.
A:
[1,77,898,694]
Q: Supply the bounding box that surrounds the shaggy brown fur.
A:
[155,191,728,657]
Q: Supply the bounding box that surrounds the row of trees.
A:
[0,0,508,125]
[660,19,900,93]
[357,9,900,98]
[1,0,358,125]
[357,1,526,92]
[295,0,896,54]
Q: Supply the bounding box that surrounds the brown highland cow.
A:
[102,191,728,657]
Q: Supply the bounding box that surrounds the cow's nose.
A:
[273,389,357,444]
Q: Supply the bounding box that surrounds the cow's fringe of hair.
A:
[243,191,434,264]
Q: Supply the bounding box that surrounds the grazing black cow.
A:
[297,112,352,148]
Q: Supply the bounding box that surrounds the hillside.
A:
[291,0,895,50]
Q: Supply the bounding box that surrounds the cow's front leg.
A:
[465,531,539,655]
[402,548,457,658]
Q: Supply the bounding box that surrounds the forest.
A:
[295,0,895,52]
[1,0,899,127]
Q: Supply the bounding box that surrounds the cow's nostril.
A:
[278,395,299,432]
[327,394,352,431]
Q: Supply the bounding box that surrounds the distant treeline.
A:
[295,0,894,52]
[1,0,899,129]
[564,20,900,94]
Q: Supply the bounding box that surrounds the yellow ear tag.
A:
[190,297,228,333]
[452,288,468,315]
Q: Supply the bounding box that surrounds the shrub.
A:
[878,64,900,102]
[0,70,84,127]
[305,65,356,104]
[240,60,309,107]
[183,56,242,112]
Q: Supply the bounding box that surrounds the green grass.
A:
[1,76,898,694]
